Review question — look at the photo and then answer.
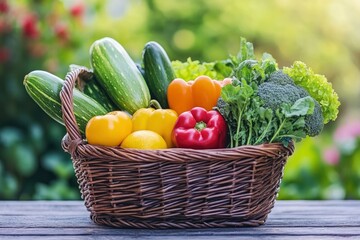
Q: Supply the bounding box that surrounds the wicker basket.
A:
[60,69,294,229]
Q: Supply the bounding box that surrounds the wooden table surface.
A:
[0,200,359,239]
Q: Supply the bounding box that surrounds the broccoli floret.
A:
[258,82,304,110]
[305,100,324,136]
[257,70,324,137]
[259,70,311,108]
[267,70,295,85]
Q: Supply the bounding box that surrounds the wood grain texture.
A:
[0,200,359,239]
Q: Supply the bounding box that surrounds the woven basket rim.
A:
[61,133,294,163]
[61,132,292,153]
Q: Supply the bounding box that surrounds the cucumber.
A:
[142,41,175,109]
[23,70,108,133]
[69,64,118,112]
[90,37,150,114]
[81,78,118,112]
[136,63,146,80]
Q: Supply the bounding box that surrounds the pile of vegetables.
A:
[23,37,340,150]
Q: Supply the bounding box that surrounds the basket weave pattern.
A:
[60,69,294,228]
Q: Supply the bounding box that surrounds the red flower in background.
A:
[0,19,9,34]
[70,1,85,18]
[322,147,340,165]
[22,14,39,39]
[0,47,10,63]
[0,0,9,13]
[54,23,68,42]
[334,120,360,143]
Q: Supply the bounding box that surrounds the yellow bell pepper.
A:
[85,111,132,147]
[132,108,178,148]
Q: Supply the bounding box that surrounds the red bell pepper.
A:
[172,107,227,149]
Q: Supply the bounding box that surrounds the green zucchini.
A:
[81,78,118,112]
[142,41,175,109]
[23,70,107,133]
[90,37,150,114]
[69,64,118,112]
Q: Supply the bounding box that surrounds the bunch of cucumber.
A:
[23,37,175,134]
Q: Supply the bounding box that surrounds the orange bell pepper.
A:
[167,75,231,115]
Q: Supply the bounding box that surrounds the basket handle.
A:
[60,68,90,142]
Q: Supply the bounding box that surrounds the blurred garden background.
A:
[1,0,360,200]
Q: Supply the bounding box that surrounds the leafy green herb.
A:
[270,97,315,145]
[217,83,315,147]
[214,37,278,86]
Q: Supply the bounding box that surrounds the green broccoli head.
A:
[305,100,324,136]
[258,82,306,110]
[259,70,310,108]
[267,70,295,85]
[257,70,324,137]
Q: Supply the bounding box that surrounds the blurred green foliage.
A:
[1,0,359,200]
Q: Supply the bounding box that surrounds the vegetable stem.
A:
[270,119,286,143]
[235,110,243,147]
[246,120,252,145]
[254,119,272,145]
[195,121,207,131]
[229,124,234,148]
[149,99,162,109]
